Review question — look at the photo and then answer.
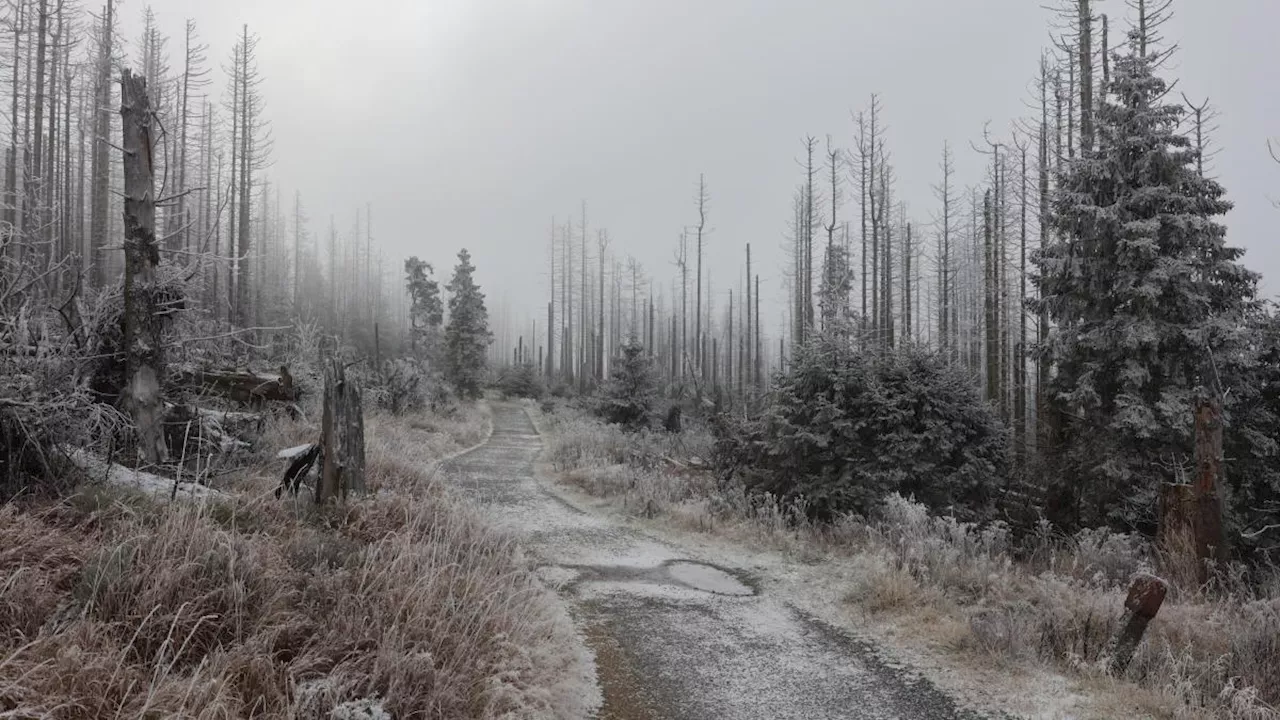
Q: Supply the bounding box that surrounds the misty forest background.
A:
[3,0,1280,567]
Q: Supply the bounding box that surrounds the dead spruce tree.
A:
[119,68,167,465]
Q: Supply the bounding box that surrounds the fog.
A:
[128,0,1280,332]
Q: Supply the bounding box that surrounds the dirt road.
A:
[444,403,993,720]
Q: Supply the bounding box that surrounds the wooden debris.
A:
[276,442,321,499]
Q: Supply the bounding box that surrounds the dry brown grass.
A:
[539,402,1280,720]
[0,402,591,719]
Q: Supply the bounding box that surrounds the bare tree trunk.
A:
[175,20,196,255]
[317,357,365,503]
[598,229,607,379]
[903,222,911,339]
[984,190,997,404]
[120,68,166,466]
[869,104,879,344]
[881,171,893,348]
[1101,13,1110,92]
[564,220,573,385]
[76,77,87,275]
[1017,142,1029,465]
[579,202,587,389]
[1038,58,1055,451]
[293,191,302,314]
[745,243,752,393]
[1078,0,1094,155]
[695,174,707,375]
[4,0,21,275]
[90,0,113,286]
[61,27,73,280]
[753,274,760,388]
[993,155,1003,417]
[680,231,687,381]
[225,39,240,324]
[29,0,47,257]
[938,143,953,356]
[547,216,555,379]
[236,25,252,327]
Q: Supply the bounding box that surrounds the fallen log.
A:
[163,403,253,458]
[66,447,220,500]
[171,365,296,404]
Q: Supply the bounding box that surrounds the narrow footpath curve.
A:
[444,403,990,720]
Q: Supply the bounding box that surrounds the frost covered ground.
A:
[444,402,1008,719]
[0,405,592,719]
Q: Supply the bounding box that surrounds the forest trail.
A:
[442,402,989,720]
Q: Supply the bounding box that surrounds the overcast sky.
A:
[128,0,1280,337]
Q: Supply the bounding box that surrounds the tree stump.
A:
[1107,573,1167,674]
[317,358,365,503]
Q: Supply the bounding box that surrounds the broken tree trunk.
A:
[171,365,296,404]
[1158,397,1227,585]
[1107,573,1167,674]
[1192,397,1226,568]
[317,357,365,503]
[276,442,320,498]
[120,68,167,466]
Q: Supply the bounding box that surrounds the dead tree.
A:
[120,68,167,465]
[935,143,954,356]
[1159,396,1227,584]
[547,216,555,378]
[1078,0,1094,154]
[89,0,114,287]
[317,357,365,503]
[694,174,708,377]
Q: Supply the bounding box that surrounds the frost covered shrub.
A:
[362,359,432,415]
[496,363,544,400]
[716,337,1007,522]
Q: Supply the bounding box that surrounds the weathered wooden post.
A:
[317,357,365,503]
[1107,573,1167,674]
[119,68,167,465]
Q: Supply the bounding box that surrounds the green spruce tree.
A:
[598,337,657,430]
[404,257,443,360]
[444,249,492,399]
[1032,32,1258,530]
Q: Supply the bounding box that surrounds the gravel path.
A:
[444,403,990,720]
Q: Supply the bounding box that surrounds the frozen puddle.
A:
[666,560,754,596]
[536,560,757,597]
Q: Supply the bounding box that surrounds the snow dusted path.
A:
[443,403,988,720]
